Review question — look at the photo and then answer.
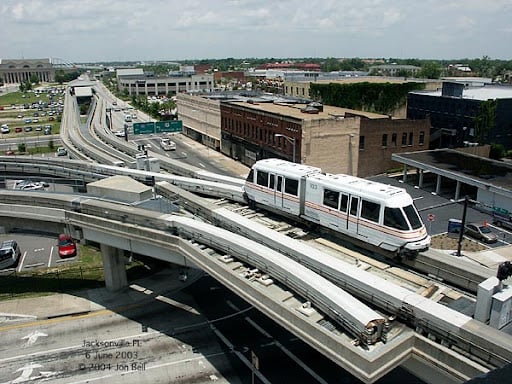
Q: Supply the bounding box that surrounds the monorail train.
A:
[244,159,431,258]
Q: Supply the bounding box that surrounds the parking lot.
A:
[0,232,77,273]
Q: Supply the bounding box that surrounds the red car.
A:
[57,234,77,258]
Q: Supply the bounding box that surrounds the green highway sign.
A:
[155,120,183,133]
[133,122,155,135]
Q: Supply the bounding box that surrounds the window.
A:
[245,169,254,183]
[391,133,397,146]
[403,205,422,229]
[361,200,381,223]
[256,171,268,187]
[323,189,339,209]
[408,132,413,146]
[350,196,359,216]
[269,174,275,189]
[284,178,298,196]
[402,132,407,146]
[359,136,365,150]
[382,134,388,147]
[384,207,409,230]
[419,131,425,145]
[340,194,348,212]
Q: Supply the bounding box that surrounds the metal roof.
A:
[392,149,512,199]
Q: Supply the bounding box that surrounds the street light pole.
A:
[274,133,296,163]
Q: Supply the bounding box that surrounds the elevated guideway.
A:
[0,191,497,384]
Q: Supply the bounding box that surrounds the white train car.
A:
[244,159,430,257]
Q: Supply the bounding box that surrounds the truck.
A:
[492,210,512,231]
[160,137,176,151]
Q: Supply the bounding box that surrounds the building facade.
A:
[0,58,55,84]
[176,93,221,150]
[407,82,512,149]
[117,72,214,96]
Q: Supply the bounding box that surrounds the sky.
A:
[1,0,511,63]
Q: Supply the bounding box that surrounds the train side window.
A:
[269,174,275,190]
[284,178,298,196]
[340,194,348,213]
[323,188,339,209]
[384,207,409,230]
[257,171,269,187]
[349,196,359,216]
[277,175,283,192]
[361,200,380,223]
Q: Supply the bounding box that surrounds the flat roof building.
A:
[407,82,512,150]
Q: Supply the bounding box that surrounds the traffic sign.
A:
[427,213,435,222]
[155,120,182,133]
[133,122,155,135]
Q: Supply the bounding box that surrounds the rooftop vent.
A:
[301,106,319,114]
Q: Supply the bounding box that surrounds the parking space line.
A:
[48,245,54,268]
[17,251,27,272]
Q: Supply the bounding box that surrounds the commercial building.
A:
[117,68,214,96]
[0,58,55,84]
[407,82,512,149]
[220,99,430,177]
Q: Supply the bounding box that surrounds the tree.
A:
[418,62,441,79]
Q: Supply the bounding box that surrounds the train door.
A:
[271,173,284,208]
[347,195,360,234]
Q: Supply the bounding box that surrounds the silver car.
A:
[465,223,498,243]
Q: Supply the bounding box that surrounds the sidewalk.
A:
[0,267,203,322]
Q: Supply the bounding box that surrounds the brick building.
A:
[220,100,430,177]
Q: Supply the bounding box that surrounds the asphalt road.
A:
[0,274,241,384]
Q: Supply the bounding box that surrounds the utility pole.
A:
[456,196,470,257]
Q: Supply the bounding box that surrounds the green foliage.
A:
[418,62,442,79]
[489,143,505,159]
[310,81,426,114]
[18,143,26,153]
[55,69,80,84]
[473,99,497,143]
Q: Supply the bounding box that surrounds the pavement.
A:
[0,267,204,322]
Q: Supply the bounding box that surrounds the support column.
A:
[435,174,442,195]
[402,164,408,183]
[455,180,461,201]
[100,243,128,291]
[418,169,424,188]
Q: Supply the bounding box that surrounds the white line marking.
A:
[17,251,27,272]
[198,162,205,168]
[48,246,54,268]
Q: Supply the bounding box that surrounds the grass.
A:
[0,245,155,301]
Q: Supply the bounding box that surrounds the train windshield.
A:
[403,205,423,230]
[384,207,409,230]
[245,169,254,183]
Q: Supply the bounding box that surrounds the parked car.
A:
[44,127,52,135]
[1,126,10,134]
[15,127,23,133]
[465,222,498,243]
[0,240,21,269]
[56,147,67,156]
[57,234,77,258]
[24,126,33,132]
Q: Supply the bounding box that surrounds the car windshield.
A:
[480,226,492,233]
[59,238,73,246]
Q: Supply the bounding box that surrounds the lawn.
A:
[0,245,154,300]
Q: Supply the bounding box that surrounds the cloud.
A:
[0,0,510,61]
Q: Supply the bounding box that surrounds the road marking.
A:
[199,162,205,168]
[22,330,48,345]
[17,251,27,273]
[48,246,54,268]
